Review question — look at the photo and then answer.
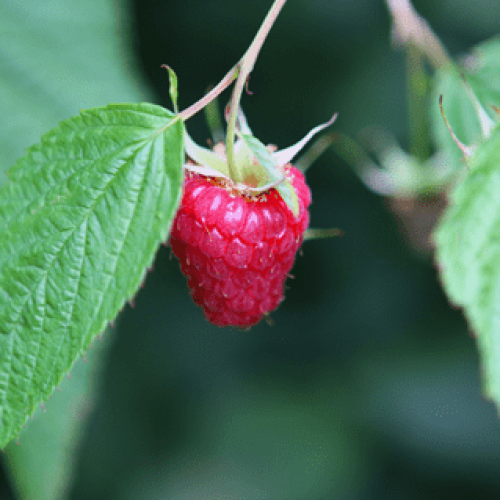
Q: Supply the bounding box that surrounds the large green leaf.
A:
[430,36,500,168]
[4,328,113,500]
[0,102,184,449]
[1,0,157,495]
[434,125,500,408]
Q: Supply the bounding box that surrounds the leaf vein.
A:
[0,139,154,421]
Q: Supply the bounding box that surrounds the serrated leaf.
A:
[240,134,299,217]
[430,36,500,167]
[0,102,184,449]
[5,329,112,500]
[1,0,155,495]
[434,125,500,408]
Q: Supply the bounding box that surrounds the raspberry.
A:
[170,164,311,328]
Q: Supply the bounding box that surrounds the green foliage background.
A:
[2,0,500,499]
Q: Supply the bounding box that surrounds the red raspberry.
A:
[170,164,311,328]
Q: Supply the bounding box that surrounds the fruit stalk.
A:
[225,0,288,181]
[179,0,287,140]
[179,65,240,121]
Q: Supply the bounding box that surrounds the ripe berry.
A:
[170,164,311,328]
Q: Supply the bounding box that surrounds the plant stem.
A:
[179,65,240,121]
[407,44,430,161]
[385,0,452,70]
[178,0,287,182]
[386,0,449,161]
[225,0,288,181]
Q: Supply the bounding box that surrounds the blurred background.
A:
[2,0,500,498]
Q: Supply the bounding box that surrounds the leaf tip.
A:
[161,64,179,113]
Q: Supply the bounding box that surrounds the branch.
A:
[385,0,451,69]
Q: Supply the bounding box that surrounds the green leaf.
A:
[4,328,113,500]
[1,0,155,495]
[434,125,500,408]
[430,36,500,167]
[0,102,184,449]
[240,134,300,218]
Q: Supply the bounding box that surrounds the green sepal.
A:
[184,130,230,177]
[304,228,344,241]
[240,134,299,218]
[204,94,225,144]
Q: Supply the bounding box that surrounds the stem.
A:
[226,0,288,180]
[407,44,430,160]
[385,0,452,70]
[179,65,240,121]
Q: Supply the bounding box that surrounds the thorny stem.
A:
[225,0,288,180]
[385,0,452,70]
